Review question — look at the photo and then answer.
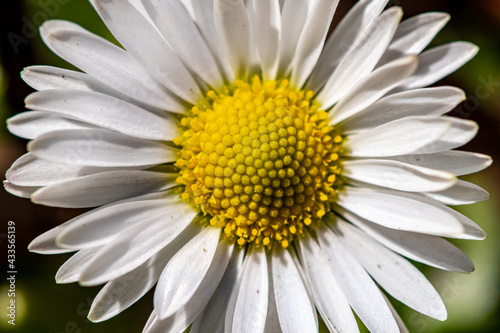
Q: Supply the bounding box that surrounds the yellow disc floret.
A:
[175,76,343,248]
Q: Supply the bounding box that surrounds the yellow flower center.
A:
[175,76,344,248]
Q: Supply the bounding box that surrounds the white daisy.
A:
[5,0,492,332]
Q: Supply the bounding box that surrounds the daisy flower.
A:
[5,0,492,332]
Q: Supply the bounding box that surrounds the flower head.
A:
[5,0,491,332]
[175,76,344,248]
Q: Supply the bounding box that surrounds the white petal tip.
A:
[481,190,491,201]
[435,309,448,322]
[30,187,56,207]
[476,230,488,240]
[87,310,109,323]
[450,86,467,102]
[27,236,56,254]
[420,302,447,321]
[391,6,404,20]
[396,54,420,70]
[26,140,34,152]
[155,306,176,321]
[440,173,459,190]
[54,234,81,250]
[39,22,49,34]
[439,12,451,22]
[27,242,42,253]
[470,44,480,55]
[30,192,44,205]
[87,314,99,323]
[483,155,494,168]
[463,264,475,274]
[20,67,31,78]
[3,181,18,196]
[458,42,480,61]
[55,275,76,284]
[463,228,487,240]
[24,92,37,107]
[404,54,419,63]
[78,275,106,287]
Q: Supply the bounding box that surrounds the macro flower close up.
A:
[4,0,493,332]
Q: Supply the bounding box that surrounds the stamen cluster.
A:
[176,76,343,248]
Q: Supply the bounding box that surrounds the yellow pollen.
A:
[176,76,344,248]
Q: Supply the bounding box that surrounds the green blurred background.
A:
[0,0,499,332]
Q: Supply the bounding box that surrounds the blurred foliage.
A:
[0,0,499,332]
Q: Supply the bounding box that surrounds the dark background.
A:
[0,0,499,332]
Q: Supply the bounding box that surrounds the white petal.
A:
[89,256,160,322]
[6,153,97,186]
[20,66,163,113]
[141,0,223,88]
[251,0,280,80]
[318,226,399,333]
[88,230,207,323]
[395,42,479,91]
[338,187,464,237]
[277,0,314,76]
[26,191,165,254]
[21,66,101,91]
[384,151,492,176]
[345,188,487,240]
[186,0,234,81]
[3,181,40,199]
[343,159,457,192]
[29,129,176,167]
[378,12,450,65]
[56,247,102,284]
[383,293,410,333]
[42,22,183,112]
[231,247,269,333]
[214,0,251,78]
[57,197,175,249]
[335,220,447,320]
[264,254,282,333]
[424,180,490,205]
[346,116,451,157]
[330,55,418,123]
[7,111,94,140]
[240,0,259,74]
[28,219,77,254]
[143,311,157,333]
[299,237,359,333]
[79,201,198,286]
[307,0,389,92]
[341,86,466,133]
[290,0,339,88]
[26,90,178,141]
[223,255,241,333]
[191,250,244,333]
[128,0,153,18]
[447,208,487,240]
[32,170,175,208]
[415,117,478,154]
[340,207,475,273]
[155,227,221,319]
[178,0,195,18]
[143,310,196,333]
[147,241,234,332]
[40,19,89,54]
[92,0,201,103]
[317,7,402,108]
[272,249,318,332]
[142,312,187,333]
